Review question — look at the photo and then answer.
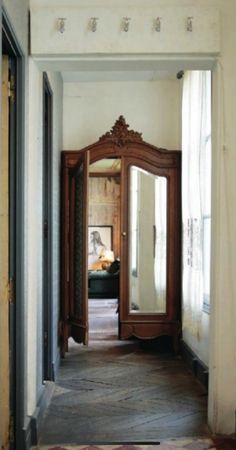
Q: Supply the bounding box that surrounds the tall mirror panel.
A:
[129,166,167,314]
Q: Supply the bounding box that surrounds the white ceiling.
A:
[36,56,181,83]
[35,55,214,83]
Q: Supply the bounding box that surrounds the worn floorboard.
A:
[39,300,209,445]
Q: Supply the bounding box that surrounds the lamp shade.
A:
[100,250,114,262]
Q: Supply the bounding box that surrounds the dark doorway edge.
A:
[42,72,54,382]
[2,7,26,450]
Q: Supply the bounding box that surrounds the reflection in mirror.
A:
[129,166,167,313]
[89,158,121,174]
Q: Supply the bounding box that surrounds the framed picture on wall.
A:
[88,225,113,269]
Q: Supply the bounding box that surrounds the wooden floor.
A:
[39,300,209,445]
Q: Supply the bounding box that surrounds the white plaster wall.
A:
[3,0,29,53]
[30,3,220,55]
[63,79,181,150]
[47,71,63,372]
[27,61,63,415]
[208,2,236,434]
[27,59,43,413]
[182,315,210,366]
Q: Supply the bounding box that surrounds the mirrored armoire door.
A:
[119,154,181,348]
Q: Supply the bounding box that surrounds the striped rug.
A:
[32,437,216,450]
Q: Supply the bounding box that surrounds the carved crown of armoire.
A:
[60,116,181,356]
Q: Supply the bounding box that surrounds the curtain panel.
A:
[182,71,211,337]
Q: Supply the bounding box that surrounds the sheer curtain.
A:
[154,176,167,311]
[182,71,211,337]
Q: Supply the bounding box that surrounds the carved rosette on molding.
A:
[99,115,143,147]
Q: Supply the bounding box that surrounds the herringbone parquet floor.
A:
[39,300,209,445]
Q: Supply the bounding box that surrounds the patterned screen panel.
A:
[74,163,84,319]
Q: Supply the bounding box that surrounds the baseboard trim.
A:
[180,340,209,391]
[29,381,55,446]
[21,417,32,450]
[51,350,60,381]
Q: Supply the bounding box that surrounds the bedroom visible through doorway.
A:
[88,158,121,341]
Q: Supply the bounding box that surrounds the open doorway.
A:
[88,159,121,341]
